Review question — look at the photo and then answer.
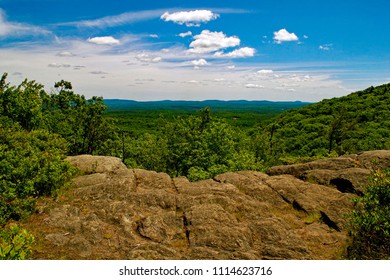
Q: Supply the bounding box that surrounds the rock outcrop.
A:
[267,150,390,195]
[25,151,390,260]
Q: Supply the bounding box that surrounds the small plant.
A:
[347,168,390,259]
[0,224,35,260]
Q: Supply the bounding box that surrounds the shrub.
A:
[347,169,390,259]
[0,224,35,260]
[0,121,76,225]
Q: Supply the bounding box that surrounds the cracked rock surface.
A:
[24,152,389,259]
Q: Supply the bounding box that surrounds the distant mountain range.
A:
[104,99,311,112]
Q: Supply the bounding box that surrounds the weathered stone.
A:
[25,152,390,260]
[66,155,127,174]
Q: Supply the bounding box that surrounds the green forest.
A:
[1,72,390,259]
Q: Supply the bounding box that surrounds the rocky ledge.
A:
[25,151,390,259]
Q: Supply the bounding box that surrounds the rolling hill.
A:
[267,83,390,158]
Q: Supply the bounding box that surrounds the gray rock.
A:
[27,152,389,260]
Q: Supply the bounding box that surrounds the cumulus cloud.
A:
[56,51,76,57]
[257,69,274,75]
[135,53,162,63]
[245,83,264,89]
[189,30,240,54]
[245,70,278,81]
[87,36,120,45]
[273,28,299,44]
[214,47,255,58]
[191,59,209,67]
[178,31,193,38]
[161,10,219,27]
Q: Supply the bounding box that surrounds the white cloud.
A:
[178,31,193,38]
[245,83,264,89]
[319,44,333,51]
[186,80,200,84]
[87,36,120,45]
[273,28,299,44]
[56,51,76,57]
[161,10,219,27]
[245,70,277,81]
[62,9,166,28]
[226,65,236,70]
[303,35,309,39]
[189,30,240,54]
[135,53,162,63]
[214,47,255,58]
[191,59,209,67]
[149,34,159,38]
[257,69,274,75]
[0,8,49,37]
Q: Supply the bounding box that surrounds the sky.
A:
[0,0,390,101]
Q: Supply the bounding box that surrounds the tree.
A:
[0,73,45,131]
[42,80,116,155]
[163,108,262,180]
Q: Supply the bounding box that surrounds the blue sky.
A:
[1,0,389,101]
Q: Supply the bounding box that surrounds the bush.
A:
[0,121,76,225]
[347,169,390,259]
[0,224,35,260]
[187,166,212,182]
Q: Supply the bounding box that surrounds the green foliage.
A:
[104,100,308,137]
[124,133,168,172]
[257,83,390,162]
[0,121,76,225]
[347,169,390,259]
[0,224,35,260]
[0,73,45,131]
[121,108,263,180]
[42,80,116,155]
[0,74,102,228]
